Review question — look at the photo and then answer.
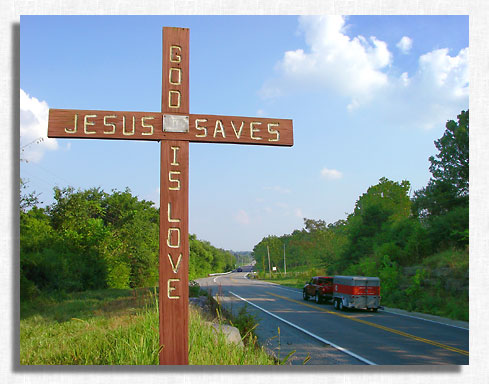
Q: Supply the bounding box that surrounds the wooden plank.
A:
[159,139,189,365]
[189,113,293,146]
[159,26,190,365]
[48,109,293,146]
[47,109,162,140]
[162,27,189,115]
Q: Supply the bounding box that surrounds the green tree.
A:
[413,110,469,249]
[339,178,412,268]
[20,183,245,298]
[101,189,159,288]
[429,110,469,197]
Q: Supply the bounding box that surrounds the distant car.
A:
[236,267,242,272]
[303,276,334,304]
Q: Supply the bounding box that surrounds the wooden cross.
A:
[48,27,293,365]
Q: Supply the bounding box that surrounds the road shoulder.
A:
[381,306,469,329]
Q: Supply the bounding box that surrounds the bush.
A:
[189,280,201,297]
[378,255,400,296]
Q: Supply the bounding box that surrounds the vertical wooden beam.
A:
[159,27,190,365]
[159,140,189,365]
[162,27,189,115]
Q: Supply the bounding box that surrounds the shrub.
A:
[189,280,201,297]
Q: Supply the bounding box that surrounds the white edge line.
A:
[229,291,376,366]
[382,309,469,330]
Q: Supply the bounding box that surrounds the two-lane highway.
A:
[197,270,469,365]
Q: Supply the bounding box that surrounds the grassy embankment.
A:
[255,248,468,322]
[20,287,276,365]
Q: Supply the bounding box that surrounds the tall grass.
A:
[189,306,275,365]
[20,288,275,365]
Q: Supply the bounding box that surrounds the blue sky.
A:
[20,15,469,251]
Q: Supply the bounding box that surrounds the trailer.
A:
[333,275,381,312]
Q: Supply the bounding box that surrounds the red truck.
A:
[302,276,334,303]
[332,275,381,312]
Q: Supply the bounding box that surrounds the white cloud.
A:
[294,208,303,218]
[261,16,392,106]
[261,16,468,130]
[418,48,468,94]
[235,209,250,225]
[20,89,58,163]
[380,47,469,130]
[400,72,410,87]
[320,167,343,180]
[396,36,413,54]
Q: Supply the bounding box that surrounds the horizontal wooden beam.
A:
[48,109,293,146]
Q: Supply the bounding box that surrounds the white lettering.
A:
[168,202,181,223]
[195,119,208,137]
[103,115,116,134]
[167,253,183,274]
[141,116,154,136]
[168,90,181,109]
[213,120,226,138]
[170,45,182,63]
[84,114,97,135]
[231,121,244,139]
[65,114,78,134]
[267,123,280,142]
[168,171,181,191]
[250,122,262,140]
[169,68,182,85]
[170,146,180,166]
[122,116,136,136]
[167,278,180,299]
[167,228,181,248]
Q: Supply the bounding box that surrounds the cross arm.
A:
[47,108,293,146]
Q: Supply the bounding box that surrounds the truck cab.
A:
[303,276,334,304]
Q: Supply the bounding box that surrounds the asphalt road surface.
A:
[196,268,469,365]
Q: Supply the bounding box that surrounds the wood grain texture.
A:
[189,113,293,146]
[159,27,190,365]
[48,109,293,146]
[162,27,189,115]
[159,140,189,365]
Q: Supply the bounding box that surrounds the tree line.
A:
[20,186,236,300]
[253,110,469,293]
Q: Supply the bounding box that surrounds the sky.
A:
[19,15,469,252]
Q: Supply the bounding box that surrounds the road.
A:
[196,268,469,365]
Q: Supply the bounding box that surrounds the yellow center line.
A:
[266,291,469,357]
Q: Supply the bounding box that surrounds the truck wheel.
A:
[303,290,309,301]
[339,300,344,311]
[334,299,339,310]
[315,294,321,304]
[372,308,378,312]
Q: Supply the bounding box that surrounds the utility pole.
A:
[284,243,286,276]
[267,245,272,278]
